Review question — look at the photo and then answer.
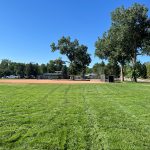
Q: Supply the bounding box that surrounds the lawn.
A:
[0,83,150,150]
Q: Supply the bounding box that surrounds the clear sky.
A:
[0,0,150,67]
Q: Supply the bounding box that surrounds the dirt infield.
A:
[0,79,103,84]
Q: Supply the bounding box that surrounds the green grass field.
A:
[0,83,150,150]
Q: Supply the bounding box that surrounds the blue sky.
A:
[0,0,149,67]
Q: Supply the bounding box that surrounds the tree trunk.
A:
[132,52,137,82]
[131,38,137,82]
[81,68,85,79]
[69,61,75,80]
[72,75,75,80]
[120,64,124,82]
[70,75,75,80]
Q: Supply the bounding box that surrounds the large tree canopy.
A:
[95,3,150,82]
[50,36,91,78]
[95,28,130,81]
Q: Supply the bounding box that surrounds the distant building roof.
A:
[86,73,97,76]
[43,71,62,76]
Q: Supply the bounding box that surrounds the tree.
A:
[135,62,147,79]
[14,63,26,78]
[47,60,55,73]
[74,45,91,78]
[40,64,47,74]
[47,58,65,73]
[25,63,39,78]
[86,67,93,74]
[50,36,91,79]
[54,58,65,71]
[140,64,147,79]
[93,62,120,78]
[95,29,130,81]
[33,63,40,77]
[125,62,147,79]
[0,59,12,77]
[68,63,79,78]
[145,62,150,78]
[111,3,150,82]
[93,62,105,77]
[0,60,27,78]
[105,62,120,78]
[95,3,150,82]
[61,65,68,79]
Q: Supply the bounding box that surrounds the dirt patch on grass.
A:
[0,79,103,84]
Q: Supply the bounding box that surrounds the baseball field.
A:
[0,81,150,149]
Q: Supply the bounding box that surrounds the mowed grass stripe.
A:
[0,83,150,149]
[0,85,65,149]
[82,84,109,150]
[1,85,60,119]
[93,84,150,149]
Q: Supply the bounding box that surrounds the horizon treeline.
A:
[0,59,150,79]
[0,59,68,78]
